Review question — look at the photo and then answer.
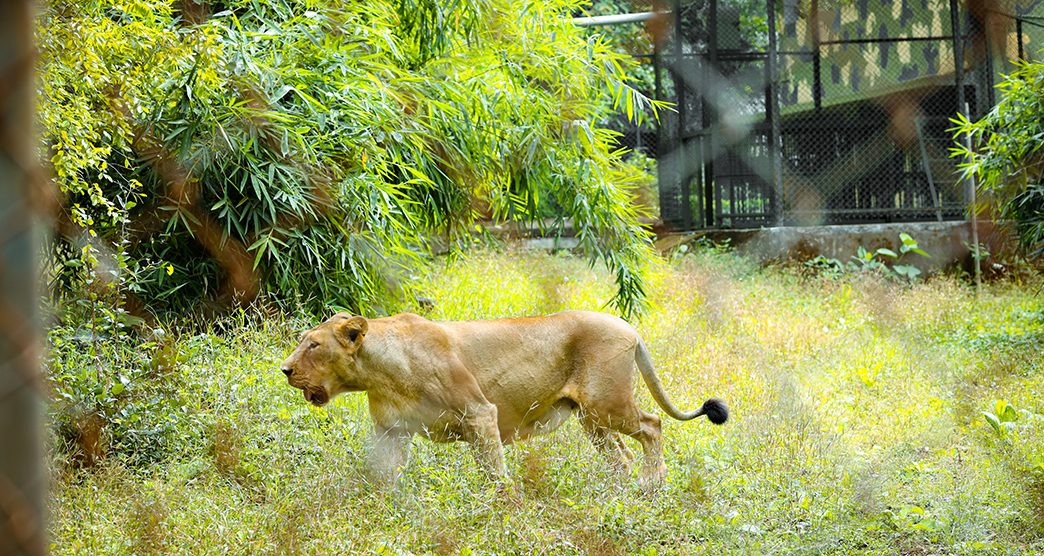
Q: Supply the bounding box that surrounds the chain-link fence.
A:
[647,0,1044,231]
[0,1,46,554]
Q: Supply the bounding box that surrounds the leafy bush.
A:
[952,60,1044,257]
[39,0,660,319]
[47,316,206,468]
[804,232,930,281]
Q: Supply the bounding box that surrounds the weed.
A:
[805,232,932,282]
[129,491,168,555]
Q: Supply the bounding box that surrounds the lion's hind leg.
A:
[579,417,634,474]
[578,402,666,487]
[611,433,635,463]
[631,410,667,487]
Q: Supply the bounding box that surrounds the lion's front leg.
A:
[370,426,412,484]
[462,402,509,482]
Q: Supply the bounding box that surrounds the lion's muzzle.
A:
[280,363,329,406]
[304,387,329,407]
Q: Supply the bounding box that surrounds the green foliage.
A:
[39,0,660,319]
[981,398,1044,497]
[805,232,930,282]
[48,321,204,467]
[578,0,657,95]
[983,399,1020,441]
[948,303,1044,353]
[952,60,1044,256]
[892,232,931,279]
[394,0,488,67]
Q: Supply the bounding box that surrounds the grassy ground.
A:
[48,248,1044,554]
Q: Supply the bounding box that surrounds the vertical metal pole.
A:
[1017,19,1024,61]
[949,0,981,293]
[708,0,719,227]
[673,0,693,230]
[654,49,662,121]
[0,1,46,555]
[811,0,822,110]
[950,0,967,169]
[914,117,944,222]
[655,21,670,224]
[963,101,982,295]
[983,21,997,108]
[767,0,784,225]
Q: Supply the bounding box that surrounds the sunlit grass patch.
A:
[47,248,1044,554]
[422,250,616,320]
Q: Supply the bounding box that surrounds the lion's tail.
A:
[634,338,728,424]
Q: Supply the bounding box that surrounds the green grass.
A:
[48,249,1044,554]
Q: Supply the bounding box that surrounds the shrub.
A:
[952,59,1044,257]
[38,0,660,320]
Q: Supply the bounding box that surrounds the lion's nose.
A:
[281,367,293,377]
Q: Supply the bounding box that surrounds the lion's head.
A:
[279,312,368,407]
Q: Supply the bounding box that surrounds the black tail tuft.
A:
[701,398,729,425]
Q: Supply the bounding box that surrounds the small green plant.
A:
[673,236,733,260]
[850,233,930,281]
[804,254,845,277]
[983,399,1020,441]
[882,503,949,540]
[980,398,1044,516]
[805,233,931,281]
[850,244,893,272]
[892,232,931,279]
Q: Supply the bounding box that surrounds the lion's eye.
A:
[308,341,320,350]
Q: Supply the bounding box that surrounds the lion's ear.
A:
[335,315,368,350]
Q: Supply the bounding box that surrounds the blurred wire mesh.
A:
[0,0,46,553]
[629,0,1044,230]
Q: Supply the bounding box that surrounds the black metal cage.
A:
[651,0,1043,230]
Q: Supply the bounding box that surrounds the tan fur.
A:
[279,310,720,484]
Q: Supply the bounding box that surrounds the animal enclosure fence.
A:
[645,0,1043,230]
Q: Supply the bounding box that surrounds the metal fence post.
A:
[811,0,822,110]
[708,0,720,228]
[767,0,784,225]
[949,0,967,198]
[673,0,693,230]
[1017,18,1024,61]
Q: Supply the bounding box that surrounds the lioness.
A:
[279,310,727,484]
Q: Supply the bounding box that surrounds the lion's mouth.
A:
[304,388,329,407]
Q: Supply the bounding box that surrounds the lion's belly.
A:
[397,398,577,445]
[500,398,577,444]
[422,425,464,443]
